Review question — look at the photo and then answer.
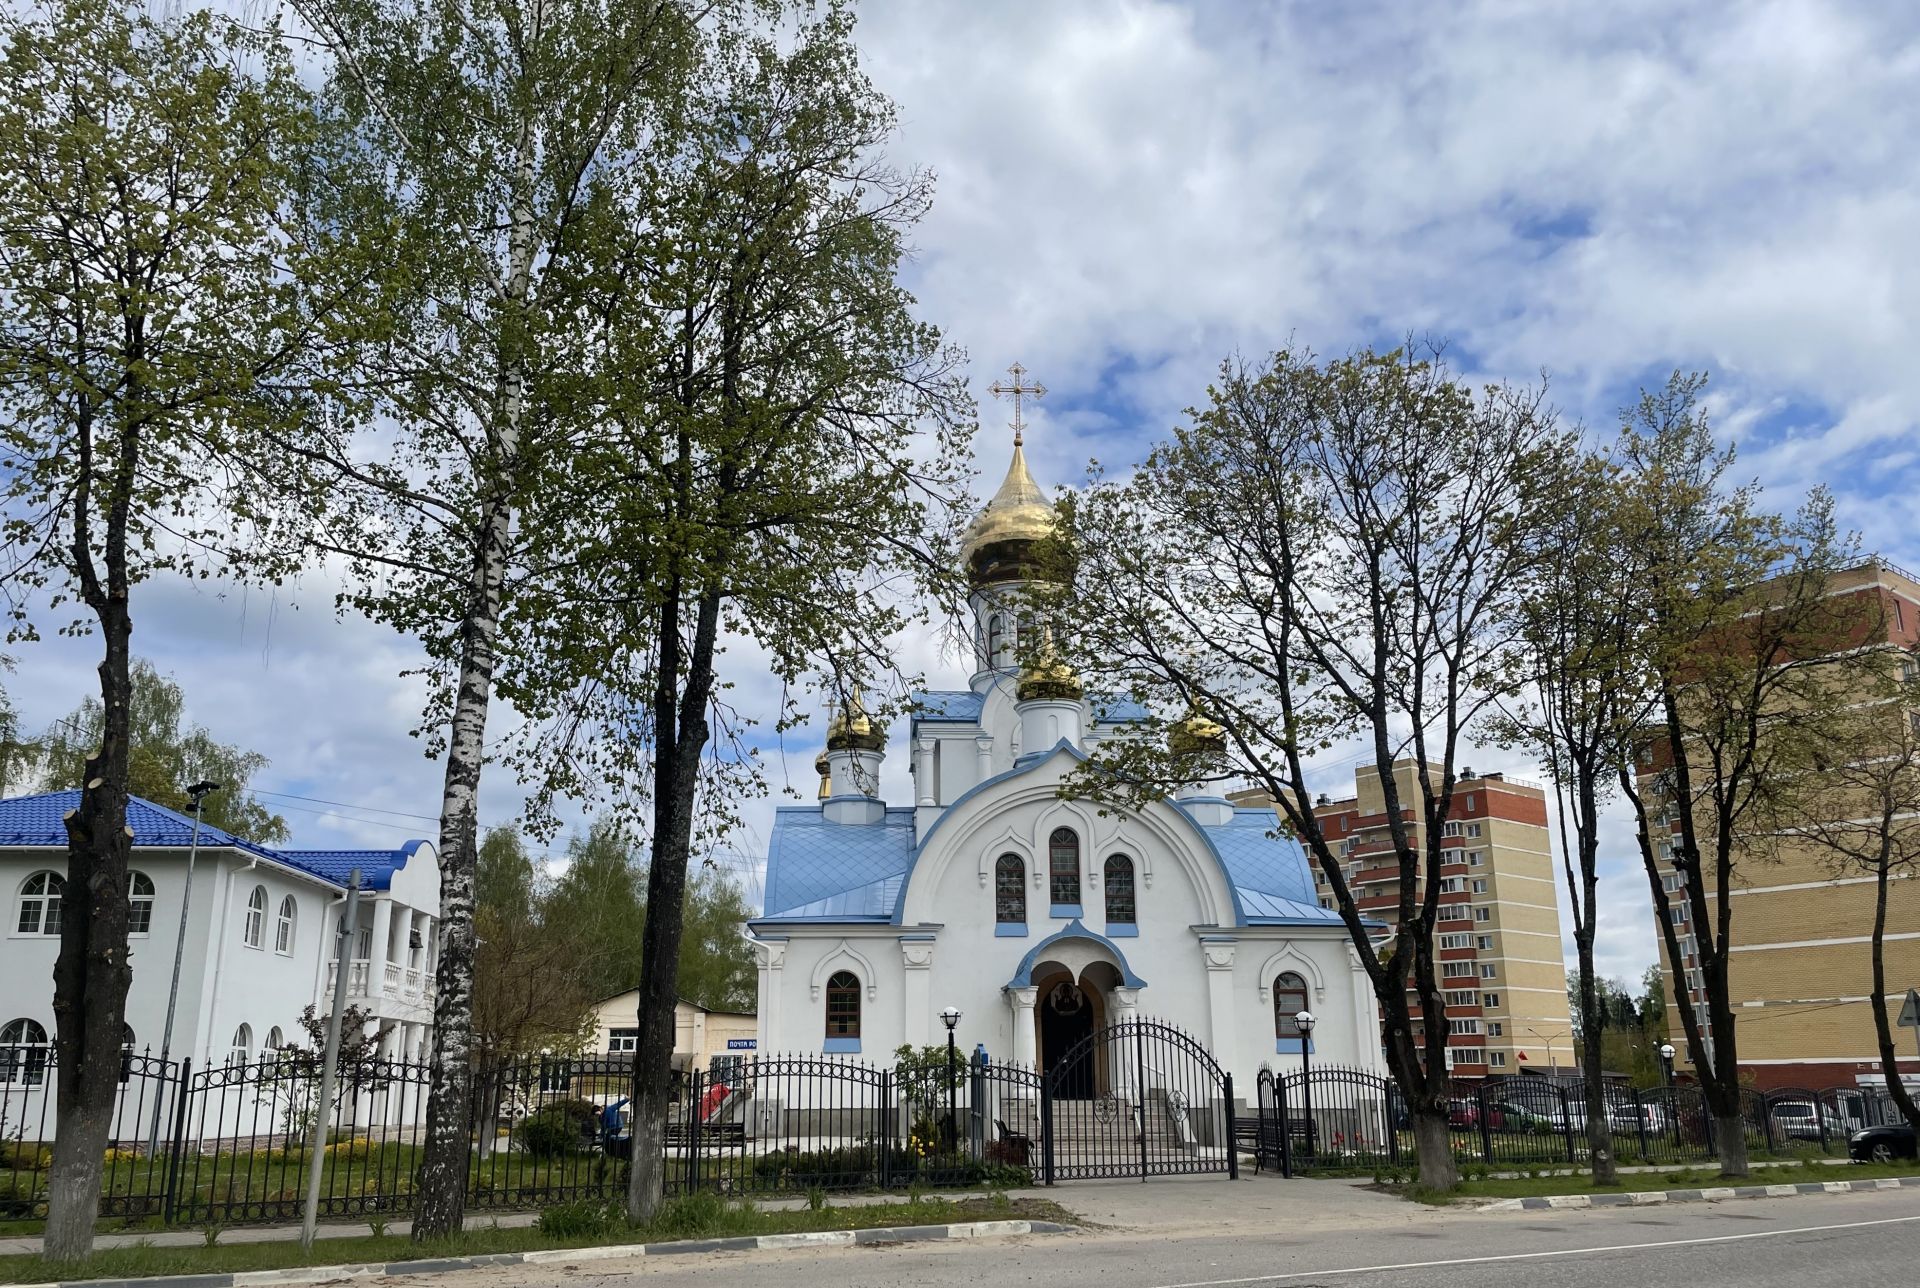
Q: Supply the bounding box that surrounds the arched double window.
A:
[824,971,861,1040]
[16,871,63,935]
[266,1026,285,1053]
[127,871,154,935]
[1,1017,49,1086]
[994,854,1026,925]
[1104,855,1136,926]
[274,896,297,955]
[243,886,267,948]
[1274,973,1310,1038]
[1048,827,1081,908]
[228,1024,253,1066]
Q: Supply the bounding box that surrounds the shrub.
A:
[649,1191,730,1239]
[0,1142,51,1170]
[324,1136,373,1161]
[537,1199,628,1239]
[975,1161,1032,1189]
[520,1099,601,1160]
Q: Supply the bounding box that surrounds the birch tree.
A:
[1055,347,1569,1191]
[0,1,359,1258]
[285,0,702,1238]
[1614,375,1875,1176]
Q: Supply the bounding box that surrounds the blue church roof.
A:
[0,791,427,892]
[759,805,916,921]
[909,688,1152,730]
[1184,806,1343,926]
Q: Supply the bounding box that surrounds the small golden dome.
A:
[1016,645,1084,703]
[959,443,1061,588]
[814,751,831,800]
[825,693,885,753]
[1168,707,1227,757]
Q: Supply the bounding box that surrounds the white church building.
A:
[749,411,1385,1096]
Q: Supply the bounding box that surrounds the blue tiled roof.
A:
[910,690,984,724]
[0,791,426,892]
[1090,694,1150,723]
[1188,806,1348,928]
[759,806,916,919]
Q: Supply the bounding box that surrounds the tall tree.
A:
[0,1,356,1257]
[472,827,598,1060]
[1791,639,1920,1134]
[286,0,702,1239]
[1055,346,1568,1191]
[1613,374,1875,1176]
[543,821,649,1004]
[1496,446,1647,1185]
[39,658,288,840]
[675,869,755,1013]
[529,4,972,1219]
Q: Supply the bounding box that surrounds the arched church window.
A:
[1048,828,1081,907]
[825,971,861,1040]
[1274,973,1310,1037]
[987,613,1007,667]
[1104,855,1135,925]
[995,854,1025,924]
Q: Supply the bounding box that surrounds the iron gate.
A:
[1041,1019,1236,1181]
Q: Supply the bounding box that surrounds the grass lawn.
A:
[1384,1158,1920,1204]
[0,1193,1073,1284]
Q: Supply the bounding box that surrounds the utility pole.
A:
[146,780,221,1159]
[302,869,362,1251]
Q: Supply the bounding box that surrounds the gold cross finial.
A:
[988,362,1047,447]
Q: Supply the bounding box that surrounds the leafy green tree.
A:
[675,870,755,1014]
[0,1,360,1257]
[543,822,649,1005]
[1614,374,1877,1176]
[38,659,288,841]
[1052,346,1570,1192]
[284,0,702,1238]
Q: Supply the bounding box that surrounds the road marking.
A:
[1146,1213,1920,1287]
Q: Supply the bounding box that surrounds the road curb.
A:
[1480,1173,1920,1211]
[13,1219,1077,1288]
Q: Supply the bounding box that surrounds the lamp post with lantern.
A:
[940,1006,962,1151]
[1295,1010,1317,1161]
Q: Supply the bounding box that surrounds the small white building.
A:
[589,990,757,1076]
[0,791,440,1087]
[749,436,1385,1097]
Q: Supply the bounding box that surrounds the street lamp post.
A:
[1525,1027,1567,1074]
[1295,1010,1317,1161]
[1659,1042,1678,1145]
[940,1007,962,1154]
[147,779,221,1158]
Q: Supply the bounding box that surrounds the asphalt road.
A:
[427,1187,1920,1288]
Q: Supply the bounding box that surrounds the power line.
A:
[249,787,440,823]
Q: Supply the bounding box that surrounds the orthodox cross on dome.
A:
[988,361,1047,446]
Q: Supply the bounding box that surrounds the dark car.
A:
[1848,1122,1917,1163]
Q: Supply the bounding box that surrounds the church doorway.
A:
[1036,974,1102,1097]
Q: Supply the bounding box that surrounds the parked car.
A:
[1607,1103,1669,1135]
[1448,1099,1507,1131]
[1848,1122,1917,1163]
[1769,1100,1841,1141]
[1490,1101,1553,1133]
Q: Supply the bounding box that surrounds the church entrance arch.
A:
[1042,1019,1237,1183]
[1036,973,1100,1095]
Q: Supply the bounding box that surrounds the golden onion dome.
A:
[814,751,831,800]
[824,694,885,753]
[1016,645,1084,703]
[1168,707,1227,757]
[960,443,1061,589]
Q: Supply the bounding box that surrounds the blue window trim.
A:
[1274,1037,1315,1055]
[1049,903,1083,919]
[1105,923,1138,938]
[822,1037,861,1054]
[994,923,1028,938]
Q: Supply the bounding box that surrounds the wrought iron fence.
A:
[1251,1066,1912,1177]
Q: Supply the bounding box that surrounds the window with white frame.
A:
[1,1017,49,1085]
[1487,1021,1504,1037]
[1482,992,1500,1008]
[1448,1048,1486,1066]
[266,1026,285,1052]
[1471,878,1488,894]
[1465,823,1482,838]
[607,1028,639,1053]
[127,871,154,935]
[1444,989,1477,1006]
[1442,961,1477,978]
[16,871,63,935]
[1439,933,1471,950]
[1442,822,1463,837]
[1479,964,1498,979]
[243,886,267,948]
[1467,850,1486,867]
[228,1023,253,1066]
[1447,1018,1482,1035]
[1473,906,1492,922]
[274,895,297,955]
[1476,935,1494,950]
[1488,1052,1507,1068]
[1438,877,1464,893]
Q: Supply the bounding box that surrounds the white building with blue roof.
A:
[1,791,441,1100]
[749,426,1385,1093]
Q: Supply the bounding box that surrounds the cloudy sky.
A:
[10,0,1918,987]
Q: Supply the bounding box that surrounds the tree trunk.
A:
[1409,1106,1458,1189]
[1578,954,1616,1185]
[625,589,723,1223]
[1868,851,1920,1131]
[1713,1109,1750,1175]
[411,495,513,1241]
[44,608,136,1262]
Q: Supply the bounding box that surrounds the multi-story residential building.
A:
[1234,761,1573,1077]
[1647,560,1920,1092]
[1,791,441,1106]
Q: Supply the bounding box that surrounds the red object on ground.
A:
[698,1082,732,1123]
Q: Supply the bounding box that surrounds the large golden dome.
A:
[960,443,1060,588]
[1168,706,1227,757]
[825,693,885,753]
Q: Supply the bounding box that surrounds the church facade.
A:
[749,402,1385,1094]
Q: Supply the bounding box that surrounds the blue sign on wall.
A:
[726,1038,757,1050]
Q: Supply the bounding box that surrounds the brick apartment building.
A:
[1235,761,1573,1077]
[1648,560,1920,1092]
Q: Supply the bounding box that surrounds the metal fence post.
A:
[1558,1083,1575,1163]
[1476,1083,1493,1164]
[161,1056,192,1225]
[1224,1073,1238,1180]
[1040,1068,1055,1187]
[686,1068,701,1194]
[1278,1074,1294,1178]
[879,1067,892,1190]
[1634,1087,1650,1161]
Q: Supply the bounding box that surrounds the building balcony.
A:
[327,957,436,1008]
